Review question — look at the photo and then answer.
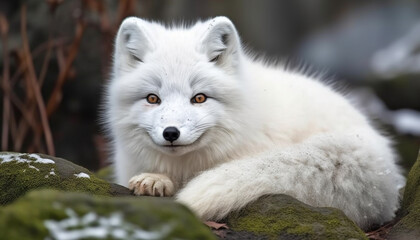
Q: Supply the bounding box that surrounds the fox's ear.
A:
[200,17,242,71]
[113,17,153,77]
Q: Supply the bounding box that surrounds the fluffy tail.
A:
[176,129,405,230]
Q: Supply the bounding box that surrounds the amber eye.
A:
[191,93,207,104]
[146,94,160,104]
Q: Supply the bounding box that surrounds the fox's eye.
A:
[146,94,161,104]
[191,93,207,104]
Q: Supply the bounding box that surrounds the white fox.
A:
[105,16,405,230]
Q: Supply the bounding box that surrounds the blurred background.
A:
[0,0,419,172]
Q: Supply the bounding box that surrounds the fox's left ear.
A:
[200,17,242,71]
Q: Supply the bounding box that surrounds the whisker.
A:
[195,113,213,125]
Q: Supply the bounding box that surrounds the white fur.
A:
[105,16,405,230]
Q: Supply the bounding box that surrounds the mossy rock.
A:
[388,149,420,240]
[0,152,131,205]
[0,189,216,240]
[96,165,115,182]
[227,194,367,240]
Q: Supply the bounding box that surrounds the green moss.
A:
[60,174,111,196]
[95,165,115,182]
[0,152,113,205]
[227,195,367,240]
[286,224,313,237]
[388,150,420,239]
[0,189,216,240]
[401,150,420,211]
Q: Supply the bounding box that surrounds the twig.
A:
[11,49,35,151]
[9,38,66,89]
[84,0,113,77]
[7,90,38,131]
[38,37,53,86]
[20,5,55,155]
[0,14,10,150]
[365,221,396,240]
[56,47,66,71]
[46,19,85,116]
[29,18,55,151]
[9,106,17,143]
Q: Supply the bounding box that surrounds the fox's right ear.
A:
[113,17,153,77]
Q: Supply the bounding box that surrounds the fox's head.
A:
[107,17,248,156]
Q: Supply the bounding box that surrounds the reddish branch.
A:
[1,0,133,162]
[46,19,85,116]
[0,14,10,150]
[20,5,55,155]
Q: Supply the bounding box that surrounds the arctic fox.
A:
[105,16,405,230]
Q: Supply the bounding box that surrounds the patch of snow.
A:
[0,153,54,165]
[28,165,40,171]
[111,229,126,239]
[50,168,56,176]
[74,173,90,179]
[0,155,15,163]
[28,153,55,164]
[80,212,97,226]
[44,208,171,240]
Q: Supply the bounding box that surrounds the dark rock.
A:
[0,152,131,205]
[213,228,266,240]
[388,150,420,240]
[0,189,216,240]
[226,194,367,240]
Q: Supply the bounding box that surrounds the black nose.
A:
[163,127,180,143]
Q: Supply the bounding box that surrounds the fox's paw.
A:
[128,173,174,197]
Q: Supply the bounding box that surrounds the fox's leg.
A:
[176,129,404,229]
[129,173,175,197]
[114,148,175,197]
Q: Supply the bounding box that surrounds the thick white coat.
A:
[105,16,405,230]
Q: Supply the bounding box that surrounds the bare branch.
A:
[20,5,55,155]
[1,14,10,150]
